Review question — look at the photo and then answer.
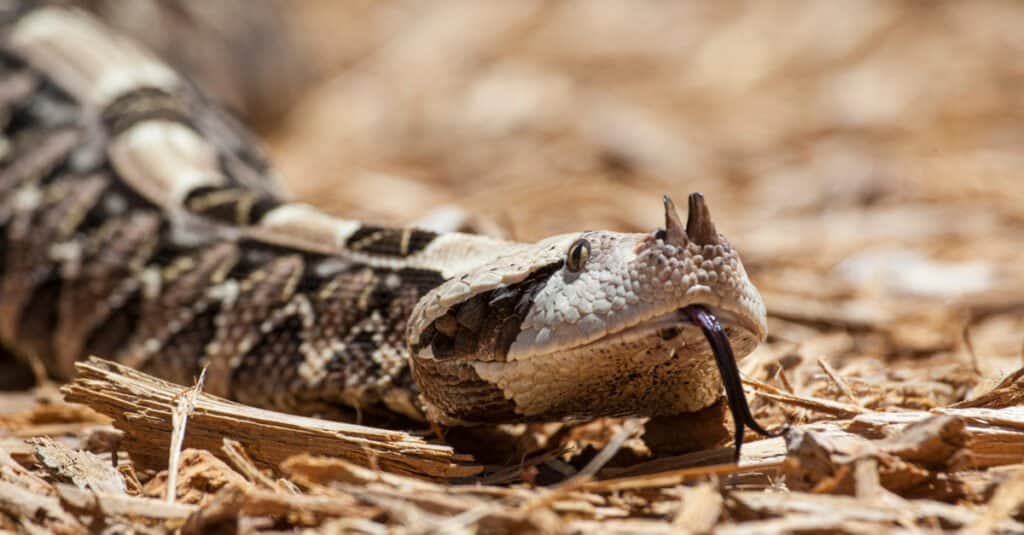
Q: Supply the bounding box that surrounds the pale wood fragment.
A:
[0,480,83,533]
[143,449,249,505]
[727,491,1024,533]
[953,366,1024,409]
[56,483,196,520]
[961,468,1024,535]
[30,437,125,494]
[672,483,722,532]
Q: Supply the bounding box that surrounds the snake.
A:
[0,5,778,457]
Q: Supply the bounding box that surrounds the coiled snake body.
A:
[0,6,776,454]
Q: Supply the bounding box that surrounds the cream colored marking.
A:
[56,175,108,238]
[9,8,178,106]
[186,189,245,212]
[235,194,256,225]
[259,203,361,248]
[140,267,162,299]
[406,232,521,279]
[10,185,42,213]
[317,277,340,301]
[399,228,412,255]
[254,203,515,277]
[109,120,225,209]
[281,259,304,302]
[162,256,195,281]
[211,253,236,284]
[357,274,378,311]
[350,229,385,251]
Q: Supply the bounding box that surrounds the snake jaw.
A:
[529,301,763,360]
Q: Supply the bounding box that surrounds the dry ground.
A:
[2,1,1024,533]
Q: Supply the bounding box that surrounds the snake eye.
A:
[566,239,591,272]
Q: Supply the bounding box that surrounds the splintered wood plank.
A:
[61,357,480,480]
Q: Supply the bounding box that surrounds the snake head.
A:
[407,193,766,424]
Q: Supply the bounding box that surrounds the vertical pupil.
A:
[569,241,588,271]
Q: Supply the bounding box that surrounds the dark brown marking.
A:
[0,174,107,350]
[205,254,305,397]
[248,194,280,222]
[3,66,79,136]
[345,225,438,257]
[55,210,160,374]
[183,185,278,225]
[13,276,60,372]
[455,294,486,331]
[420,262,560,363]
[684,193,718,246]
[231,311,308,410]
[101,86,192,137]
[84,291,143,366]
[0,69,38,126]
[138,302,221,387]
[118,241,240,372]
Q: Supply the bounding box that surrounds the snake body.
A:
[0,6,770,440]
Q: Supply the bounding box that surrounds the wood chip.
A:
[31,437,126,494]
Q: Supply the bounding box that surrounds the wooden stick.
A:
[62,357,480,480]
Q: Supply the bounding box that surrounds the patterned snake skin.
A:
[0,5,770,431]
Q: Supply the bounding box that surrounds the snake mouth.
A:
[572,300,764,354]
[572,303,779,460]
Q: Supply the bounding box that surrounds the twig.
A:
[167,367,206,503]
[499,420,644,526]
[222,438,279,491]
[554,419,642,489]
[817,358,862,407]
[581,460,785,492]
[777,367,796,394]
[744,376,864,418]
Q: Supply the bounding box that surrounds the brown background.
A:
[255,1,1024,385]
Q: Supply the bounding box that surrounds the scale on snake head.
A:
[409,192,785,461]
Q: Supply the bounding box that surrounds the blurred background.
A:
[57,1,1024,402]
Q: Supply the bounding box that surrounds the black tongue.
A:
[683,305,784,462]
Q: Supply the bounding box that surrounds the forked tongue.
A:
[683,305,784,462]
